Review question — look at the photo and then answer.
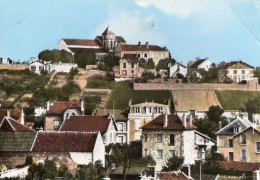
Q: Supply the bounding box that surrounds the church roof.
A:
[102,26,115,35]
[119,44,167,52]
[63,39,101,47]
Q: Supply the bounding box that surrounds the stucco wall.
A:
[93,133,105,166]
[182,130,196,165]
[217,135,234,160]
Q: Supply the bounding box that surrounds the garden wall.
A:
[0,64,28,70]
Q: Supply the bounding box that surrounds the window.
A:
[157,150,163,159]
[170,134,175,145]
[54,120,60,127]
[241,150,247,161]
[229,152,234,161]
[240,134,246,145]
[144,53,147,58]
[233,70,237,74]
[31,65,36,70]
[39,66,44,70]
[157,134,163,143]
[157,107,163,114]
[147,107,152,114]
[233,126,239,133]
[123,63,126,68]
[117,123,123,131]
[225,139,233,147]
[143,134,148,142]
[131,63,134,68]
[135,107,141,113]
[256,142,260,153]
[131,70,134,74]
[122,70,127,75]
[242,70,245,74]
[169,150,175,158]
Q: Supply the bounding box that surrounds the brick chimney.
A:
[163,114,168,127]
[81,99,85,114]
[6,110,10,117]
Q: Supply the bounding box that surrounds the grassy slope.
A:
[106,90,172,110]
[216,90,260,110]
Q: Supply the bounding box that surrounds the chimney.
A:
[189,114,193,125]
[183,114,187,127]
[46,101,50,110]
[218,121,222,129]
[145,42,149,48]
[163,114,168,127]
[21,109,25,125]
[6,110,10,117]
[81,99,85,114]
[138,41,141,46]
[128,99,132,107]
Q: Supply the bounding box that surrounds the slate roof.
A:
[215,117,252,135]
[189,59,207,68]
[157,171,193,180]
[218,161,260,172]
[119,44,167,52]
[0,117,34,132]
[59,115,112,134]
[0,109,23,123]
[142,114,197,130]
[63,39,101,46]
[0,132,36,152]
[102,26,115,35]
[233,125,260,137]
[122,54,139,63]
[218,60,254,69]
[46,101,81,115]
[32,132,98,152]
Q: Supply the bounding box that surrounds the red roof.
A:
[63,39,101,46]
[59,115,112,134]
[122,54,139,63]
[218,161,260,172]
[120,44,167,52]
[0,109,23,123]
[0,117,34,132]
[32,132,98,152]
[46,102,81,115]
[142,114,197,130]
[157,171,193,180]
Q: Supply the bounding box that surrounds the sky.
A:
[0,0,259,67]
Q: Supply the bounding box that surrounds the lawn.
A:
[86,76,132,90]
[106,90,172,110]
[216,90,260,110]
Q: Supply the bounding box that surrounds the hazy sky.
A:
[0,0,259,67]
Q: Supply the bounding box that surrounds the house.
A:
[157,171,193,180]
[59,115,118,145]
[0,116,34,132]
[215,117,252,161]
[29,60,46,74]
[32,131,105,167]
[0,57,12,64]
[128,100,171,142]
[142,114,215,171]
[169,62,187,78]
[58,26,126,55]
[113,54,144,81]
[218,60,254,83]
[187,57,212,78]
[115,42,170,66]
[0,109,25,125]
[44,101,84,131]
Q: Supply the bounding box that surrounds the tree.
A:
[98,54,120,71]
[156,58,175,70]
[254,67,260,83]
[243,95,260,121]
[198,64,218,83]
[139,58,155,69]
[162,156,184,171]
[75,161,105,180]
[74,51,96,68]
[207,105,224,123]
[38,49,73,63]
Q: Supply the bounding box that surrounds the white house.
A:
[59,115,118,145]
[0,57,12,64]
[29,60,46,75]
[45,62,78,73]
[169,62,187,78]
[188,57,212,78]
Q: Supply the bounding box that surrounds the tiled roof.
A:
[32,132,98,152]
[218,60,254,69]
[122,54,139,63]
[142,114,197,130]
[215,117,252,135]
[59,115,112,134]
[0,117,34,132]
[157,171,193,180]
[68,47,107,54]
[0,109,23,123]
[189,59,206,68]
[0,132,36,152]
[233,125,260,137]
[46,101,81,115]
[119,44,167,52]
[63,39,101,46]
[218,161,260,172]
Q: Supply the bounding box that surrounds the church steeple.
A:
[102,26,115,35]
[102,26,116,52]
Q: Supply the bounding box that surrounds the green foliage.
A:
[74,51,96,68]
[243,95,260,121]
[141,72,156,80]
[98,55,120,71]
[139,58,155,69]
[216,90,260,110]
[68,68,79,80]
[254,67,260,81]
[75,161,105,180]
[207,105,224,123]
[83,92,104,115]
[107,90,172,110]
[162,156,184,171]
[156,58,175,70]
[198,64,218,83]
[87,76,132,90]
[61,81,81,97]
[38,49,73,63]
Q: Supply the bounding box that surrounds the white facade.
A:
[226,68,254,83]
[29,60,46,75]
[177,111,207,121]
[0,58,12,64]
[169,63,187,77]
[197,59,212,71]
[103,117,118,145]
[46,62,78,73]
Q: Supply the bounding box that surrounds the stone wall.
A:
[134,81,260,91]
[0,64,29,70]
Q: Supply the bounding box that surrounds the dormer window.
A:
[157,107,163,114]
[135,107,141,114]
[233,127,239,133]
